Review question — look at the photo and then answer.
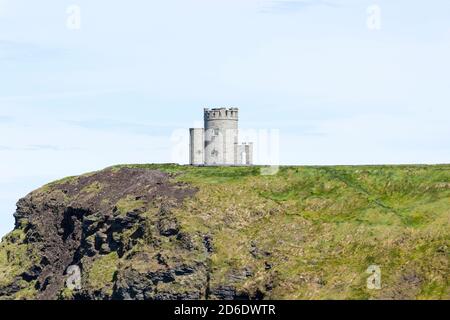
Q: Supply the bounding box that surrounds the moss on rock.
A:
[0,164,449,300]
[84,252,119,296]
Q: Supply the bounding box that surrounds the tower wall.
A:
[204,108,238,165]
[236,144,245,165]
[245,143,254,165]
[236,142,254,165]
[189,128,204,165]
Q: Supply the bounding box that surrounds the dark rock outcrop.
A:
[0,166,268,300]
[0,167,209,300]
[2,164,448,300]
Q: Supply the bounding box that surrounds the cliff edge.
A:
[0,164,449,300]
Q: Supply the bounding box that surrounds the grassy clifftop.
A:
[1,164,449,300]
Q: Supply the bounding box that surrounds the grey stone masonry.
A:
[189,108,253,166]
[189,128,204,165]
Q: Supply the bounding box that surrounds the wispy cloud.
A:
[0,40,63,62]
[259,0,340,13]
[0,89,133,103]
[25,145,62,151]
[0,144,81,152]
[64,119,186,136]
[0,115,13,123]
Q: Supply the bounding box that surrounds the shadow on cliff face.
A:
[0,166,269,300]
[9,167,205,300]
[3,164,449,300]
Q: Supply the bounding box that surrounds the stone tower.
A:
[189,107,253,166]
[204,107,238,165]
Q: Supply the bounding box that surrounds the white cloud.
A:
[0,112,181,180]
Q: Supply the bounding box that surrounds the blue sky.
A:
[1,0,450,237]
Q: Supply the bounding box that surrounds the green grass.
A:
[115,195,146,216]
[84,252,119,296]
[1,163,448,300]
[111,163,261,184]
[81,181,105,194]
[168,164,450,299]
[0,229,39,299]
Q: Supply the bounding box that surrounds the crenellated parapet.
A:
[204,107,238,121]
[190,107,252,166]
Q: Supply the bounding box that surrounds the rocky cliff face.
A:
[0,167,212,300]
[1,165,449,300]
